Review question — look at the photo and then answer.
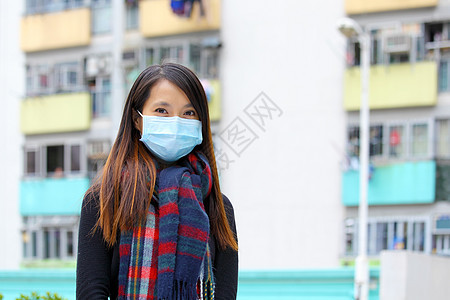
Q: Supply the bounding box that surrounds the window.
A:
[345,218,355,255]
[67,231,74,256]
[436,119,450,157]
[22,216,79,260]
[126,0,139,30]
[25,148,39,176]
[26,65,52,95]
[144,37,220,78]
[425,22,445,43]
[90,77,111,118]
[439,60,449,92]
[55,62,79,92]
[347,125,384,158]
[189,41,220,78]
[369,125,383,157]
[145,48,156,66]
[389,125,406,158]
[190,44,202,75]
[87,141,110,180]
[92,0,112,34]
[347,40,361,66]
[71,145,81,172]
[25,0,85,15]
[47,145,64,176]
[411,123,429,157]
[26,0,43,14]
[161,45,184,64]
[347,126,360,158]
[204,48,219,78]
[26,63,81,96]
[433,234,450,255]
[25,144,83,178]
[432,214,450,255]
[345,217,428,256]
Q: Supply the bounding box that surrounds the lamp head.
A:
[337,17,363,38]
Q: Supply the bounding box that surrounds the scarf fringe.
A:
[158,280,197,300]
[156,279,215,300]
[201,279,215,300]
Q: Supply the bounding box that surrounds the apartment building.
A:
[19,0,222,266]
[342,0,450,261]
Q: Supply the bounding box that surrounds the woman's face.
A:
[136,79,199,132]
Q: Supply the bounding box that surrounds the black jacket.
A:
[76,193,238,299]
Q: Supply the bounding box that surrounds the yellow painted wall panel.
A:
[346,0,438,14]
[21,93,91,135]
[21,8,91,52]
[140,0,220,37]
[201,79,221,122]
[344,61,438,110]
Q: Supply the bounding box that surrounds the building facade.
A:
[342,0,450,261]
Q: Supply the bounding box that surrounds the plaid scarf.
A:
[118,152,215,300]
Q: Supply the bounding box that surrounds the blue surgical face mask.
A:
[138,111,203,162]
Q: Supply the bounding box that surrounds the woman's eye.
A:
[155,108,167,114]
[184,110,196,116]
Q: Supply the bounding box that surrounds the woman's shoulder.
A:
[81,188,101,215]
[221,193,234,210]
[221,194,236,224]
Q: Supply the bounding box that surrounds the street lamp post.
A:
[337,17,370,300]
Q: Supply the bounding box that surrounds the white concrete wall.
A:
[220,0,346,269]
[380,251,450,300]
[0,1,24,269]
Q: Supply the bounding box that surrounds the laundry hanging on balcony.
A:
[170,0,205,18]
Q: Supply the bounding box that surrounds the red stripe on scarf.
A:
[159,186,177,193]
[120,244,131,256]
[128,266,157,279]
[177,251,203,260]
[179,186,196,198]
[144,226,156,238]
[159,241,176,255]
[179,224,208,242]
[158,267,173,274]
[159,202,179,217]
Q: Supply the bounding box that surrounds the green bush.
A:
[15,292,67,300]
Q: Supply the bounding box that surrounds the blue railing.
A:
[0,268,380,300]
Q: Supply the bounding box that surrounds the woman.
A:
[76,63,238,299]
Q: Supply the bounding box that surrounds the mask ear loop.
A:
[136,110,144,117]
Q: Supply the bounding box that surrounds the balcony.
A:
[345,0,438,15]
[20,8,91,52]
[21,92,91,135]
[20,177,90,216]
[342,160,436,206]
[344,61,437,111]
[139,0,221,37]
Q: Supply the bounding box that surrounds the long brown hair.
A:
[87,63,237,251]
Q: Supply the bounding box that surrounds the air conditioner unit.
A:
[85,55,112,77]
[97,56,112,74]
[383,33,412,53]
[86,56,99,77]
[122,50,138,67]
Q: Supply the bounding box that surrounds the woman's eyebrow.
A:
[152,101,171,107]
[183,103,194,108]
